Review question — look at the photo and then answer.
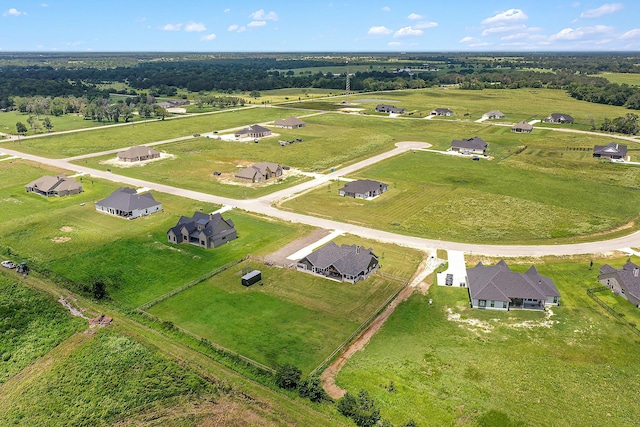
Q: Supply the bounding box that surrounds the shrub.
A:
[275,363,301,390]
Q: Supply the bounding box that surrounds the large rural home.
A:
[235,162,283,183]
[274,117,306,129]
[544,113,574,124]
[511,121,533,133]
[25,175,83,197]
[450,136,488,155]
[338,179,388,199]
[431,108,453,116]
[482,110,505,120]
[466,260,560,310]
[593,142,628,160]
[297,241,379,283]
[234,124,272,139]
[154,99,190,109]
[598,261,640,308]
[117,145,161,162]
[375,104,406,114]
[167,212,237,249]
[95,188,162,219]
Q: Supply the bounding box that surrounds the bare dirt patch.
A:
[60,226,73,232]
[51,236,71,243]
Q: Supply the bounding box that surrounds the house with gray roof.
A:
[375,104,406,114]
[598,261,640,308]
[339,179,388,199]
[274,117,306,129]
[450,136,488,155]
[544,113,574,124]
[593,142,628,160]
[482,110,505,120]
[511,121,533,133]
[234,124,272,139]
[167,212,237,249]
[431,108,453,116]
[25,175,83,197]
[297,241,379,283]
[95,188,162,219]
[117,145,161,162]
[467,260,560,310]
[235,162,283,183]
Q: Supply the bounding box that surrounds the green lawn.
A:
[148,239,422,374]
[336,256,640,426]
[0,111,123,135]
[590,72,640,86]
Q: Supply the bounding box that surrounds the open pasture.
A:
[591,72,640,86]
[0,111,118,136]
[336,256,640,427]
[148,237,421,374]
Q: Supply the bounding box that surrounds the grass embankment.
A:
[336,256,640,426]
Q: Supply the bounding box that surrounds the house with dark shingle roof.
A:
[450,136,488,155]
[235,162,283,183]
[466,260,560,310]
[544,113,574,124]
[117,145,161,162]
[431,108,453,116]
[593,142,628,160]
[274,117,306,129]
[338,179,388,199]
[167,212,237,249]
[297,241,379,283]
[599,261,640,308]
[25,175,83,197]
[511,121,533,133]
[234,124,272,139]
[376,104,406,114]
[95,188,162,219]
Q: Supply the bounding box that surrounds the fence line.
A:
[587,286,640,337]
[309,280,409,378]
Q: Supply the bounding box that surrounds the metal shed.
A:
[241,270,262,287]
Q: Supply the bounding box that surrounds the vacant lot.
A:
[148,238,422,373]
[336,256,640,426]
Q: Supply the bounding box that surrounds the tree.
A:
[92,279,107,300]
[15,121,27,135]
[250,90,261,98]
[43,117,54,132]
[337,389,381,427]
[298,377,329,402]
[275,364,301,390]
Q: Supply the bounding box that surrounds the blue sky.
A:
[2,1,640,52]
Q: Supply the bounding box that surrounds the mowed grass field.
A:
[591,72,640,86]
[336,256,640,427]
[0,111,120,135]
[0,160,311,309]
[148,238,422,373]
[283,122,640,244]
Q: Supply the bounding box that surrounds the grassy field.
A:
[0,111,123,135]
[282,122,640,244]
[148,238,422,374]
[336,256,640,426]
[0,274,85,384]
[591,72,640,86]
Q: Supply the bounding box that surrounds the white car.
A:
[1,260,16,269]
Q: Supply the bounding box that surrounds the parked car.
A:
[445,273,453,286]
[1,260,16,269]
[472,156,480,161]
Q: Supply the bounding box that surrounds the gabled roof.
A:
[599,261,640,300]
[236,124,271,135]
[117,145,160,159]
[301,241,378,277]
[274,116,306,126]
[547,113,574,122]
[340,179,387,195]
[451,136,488,150]
[168,212,235,242]
[512,120,533,130]
[432,108,453,114]
[483,110,505,118]
[96,188,160,211]
[26,175,82,193]
[594,142,628,157]
[235,162,281,179]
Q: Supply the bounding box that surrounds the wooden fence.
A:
[587,286,640,337]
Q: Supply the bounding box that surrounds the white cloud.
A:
[501,32,545,41]
[224,8,230,12]
[459,36,475,43]
[414,21,437,29]
[549,25,613,41]
[388,41,402,47]
[200,33,217,41]
[482,25,525,36]
[248,20,266,27]
[162,23,182,31]
[394,26,423,38]
[382,6,390,12]
[228,24,246,32]
[482,9,528,25]
[41,3,48,7]
[408,13,423,20]
[621,29,640,39]
[469,42,491,47]
[185,22,206,32]
[580,3,623,18]
[250,9,278,21]
[66,41,84,46]
[3,8,26,16]
[368,26,393,36]
[572,2,581,7]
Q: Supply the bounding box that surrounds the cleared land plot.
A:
[148,238,422,374]
[282,125,640,244]
[591,72,640,86]
[336,256,640,427]
[0,111,122,135]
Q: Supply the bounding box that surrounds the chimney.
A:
[356,246,360,254]
[634,268,639,278]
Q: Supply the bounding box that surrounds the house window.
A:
[479,300,486,307]
[502,302,507,308]
[553,297,558,304]
[201,240,205,245]
[490,301,495,308]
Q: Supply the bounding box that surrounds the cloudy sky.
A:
[2,1,640,51]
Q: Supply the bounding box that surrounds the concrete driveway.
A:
[436,250,468,287]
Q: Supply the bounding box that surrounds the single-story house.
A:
[155,99,190,109]
[511,121,533,133]
[339,179,388,199]
[95,188,162,219]
[235,162,283,183]
[167,212,237,249]
[467,260,560,310]
[25,175,83,197]
[117,145,161,162]
[544,113,574,124]
[234,124,272,139]
[431,108,453,116]
[450,136,488,155]
[375,104,406,114]
[598,261,640,308]
[297,241,379,283]
[593,142,628,160]
[482,110,505,119]
[274,117,306,129]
